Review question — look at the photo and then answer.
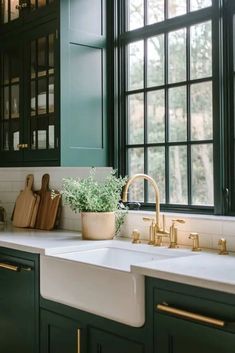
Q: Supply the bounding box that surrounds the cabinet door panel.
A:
[155,313,235,353]
[40,310,84,353]
[89,328,144,353]
[0,254,37,353]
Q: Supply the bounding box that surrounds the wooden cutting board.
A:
[35,173,61,230]
[13,174,39,228]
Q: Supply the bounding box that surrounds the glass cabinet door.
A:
[29,29,56,151]
[0,0,54,24]
[0,46,21,152]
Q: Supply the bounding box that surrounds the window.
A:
[116,0,228,214]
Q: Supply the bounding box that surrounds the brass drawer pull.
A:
[0,263,19,272]
[156,303,225,327]
[77,329,81,353]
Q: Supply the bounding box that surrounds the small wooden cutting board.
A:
[35,174,61,230]
[13,174,39,228]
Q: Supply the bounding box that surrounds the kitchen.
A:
[0,1,235,353]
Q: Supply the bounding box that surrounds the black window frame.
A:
[112,0,229,216]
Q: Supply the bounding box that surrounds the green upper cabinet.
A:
[0,20,59,166]
[0,0,109,167]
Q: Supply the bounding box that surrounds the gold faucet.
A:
[122,174,161,232]
[189,233,201,251]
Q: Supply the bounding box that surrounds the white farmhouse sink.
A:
[40,242,191,327]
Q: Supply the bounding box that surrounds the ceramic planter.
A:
[81,212,116,240]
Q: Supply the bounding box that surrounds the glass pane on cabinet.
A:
[190,21,212,80]
[49,34,54,69]
[49,125,55,149]
[38,78,47,115]
[128,93,144,144]
[148,147,165,203]
[168,86,187,142]
[190,0,212,11]
[3,87,9,119]
[191,81,213,141]
[31,41,36,78]
[147,90,165,143]
[147,35,164,87]
[3,123,9,150]
[169,145,188,204]
[31,81,36,116]
[2,0,8,23]
[168,28,186,84]
[11,85,19,118]
[3,54,9,84]
[38,0,46,7]
[147,0,164,25]
[191,144,214,205]
[128,0,144,31]
[49,76,54,113]
[10,0,19,21]
[30,0,36,9]
[13,131,19,150]
[128,41,144,90]
[11,51,20,83]
[38,37,47,75]
[128,148,144,202]
[38,130,47,149]
[168,0,186,18]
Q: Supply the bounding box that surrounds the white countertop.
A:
[0,226,89,254]
[1,227,235,294]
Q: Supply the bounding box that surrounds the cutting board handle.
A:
[25,174,34,190]
[41,174,50,191]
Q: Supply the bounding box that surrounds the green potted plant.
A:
[61,169,127,240]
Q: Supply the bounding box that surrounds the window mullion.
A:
[165,31,169,204]
[186,25,192,206]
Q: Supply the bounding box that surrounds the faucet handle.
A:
[143,217,155,223]
[189,232,201,252]
[143,217,155,245]
[172,219,186,225]
[218,238,229,255]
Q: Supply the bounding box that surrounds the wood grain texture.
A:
[35,174,61,230]
[13,174,39,228]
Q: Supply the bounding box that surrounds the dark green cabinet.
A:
[0,247,39,353]
[0,0,109,167]
[88,327,144,353]
[41,309,86,353]
[151,279,235,353]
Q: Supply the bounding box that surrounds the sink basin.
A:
[40,242,191,327]
[54,247,171,271]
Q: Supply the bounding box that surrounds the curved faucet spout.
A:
[122,173,160,228]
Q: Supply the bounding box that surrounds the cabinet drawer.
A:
[154,286,235,331]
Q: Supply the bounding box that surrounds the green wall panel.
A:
[60,0,108,166]
[68,44,104,149]
[69,0,103,35]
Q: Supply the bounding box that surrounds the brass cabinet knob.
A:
[132,229,141,244]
